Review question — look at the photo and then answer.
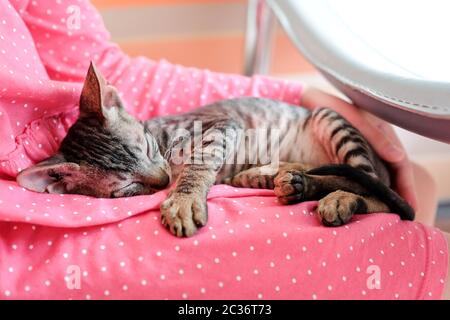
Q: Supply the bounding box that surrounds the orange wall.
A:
[92,0,315,75]
[118,33,315,74]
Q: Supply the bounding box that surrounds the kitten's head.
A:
[17,62,171,197]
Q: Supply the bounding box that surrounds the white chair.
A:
[244,0,450,143]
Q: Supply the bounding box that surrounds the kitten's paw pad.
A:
[274,170,307,204]
[160,193,208,237]
[317,191,358,227]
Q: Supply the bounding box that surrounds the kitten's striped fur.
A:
[17,63,414,237]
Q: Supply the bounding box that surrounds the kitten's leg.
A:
[161,164,215,237]
[224,163,311,190]
[273,168,368,205]
[317,190,389,226]
[308,107,390,185]
[226,163,388,226]
[304,107,397,224]
[161,119,241,237]
[225,162,368,204]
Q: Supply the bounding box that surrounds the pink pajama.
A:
[0,0,447,299]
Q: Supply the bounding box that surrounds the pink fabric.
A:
[0,0,447,300]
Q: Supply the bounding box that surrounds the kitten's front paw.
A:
[160,193,208,237]
[274,170,308,205]
[317,191,359,227]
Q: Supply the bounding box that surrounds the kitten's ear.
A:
[17,154,80,194]
[79,62,123,120]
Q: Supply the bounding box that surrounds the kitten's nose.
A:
[147,169,170,190]
[155,171,170,189]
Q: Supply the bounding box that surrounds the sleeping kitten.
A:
[17,63,414,237]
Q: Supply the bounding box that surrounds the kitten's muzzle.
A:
[144,168,170,190]
[153,171,170,189]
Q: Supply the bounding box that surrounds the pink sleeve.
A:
[20,0,125,83]
[19,0,303,119]
[136,61,304,118]
[116,59,304,119]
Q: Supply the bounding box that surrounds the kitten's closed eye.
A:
[145,134,151,157]
[111,182,145,198]
[145,133,160,159]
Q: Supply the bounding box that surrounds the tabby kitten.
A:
[17,63,414,237]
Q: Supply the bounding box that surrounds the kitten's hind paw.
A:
[317,190,360,227]
[274,170,308,205]
[161,193,208,237]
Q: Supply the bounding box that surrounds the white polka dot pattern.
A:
[0,181,448,300]
[0,0,447,300]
